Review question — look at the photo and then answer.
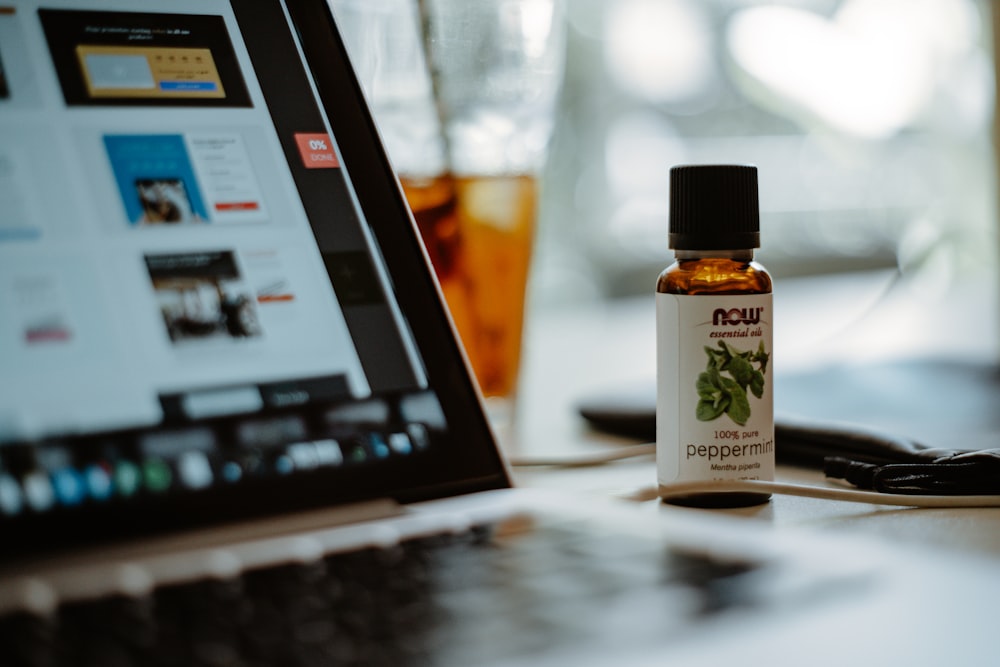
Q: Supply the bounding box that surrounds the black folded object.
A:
[576,381,1000,496]
[773,359,1000,495]
[774,415,934,467]
[776,416,1000,495]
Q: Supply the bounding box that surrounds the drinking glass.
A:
[331,0,566,425]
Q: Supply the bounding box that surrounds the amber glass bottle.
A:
[656,165,774,508]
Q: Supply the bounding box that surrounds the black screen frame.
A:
[0,0,510,562]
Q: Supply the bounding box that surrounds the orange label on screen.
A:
[294,133,339,169]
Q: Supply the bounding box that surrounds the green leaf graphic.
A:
[694,340,768,425]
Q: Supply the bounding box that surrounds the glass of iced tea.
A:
[332,0,565,424]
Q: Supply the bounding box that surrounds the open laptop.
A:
[1,1,998,665]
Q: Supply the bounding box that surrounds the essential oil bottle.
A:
[656,165,774,507]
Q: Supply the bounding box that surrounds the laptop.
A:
[1,1,998,665]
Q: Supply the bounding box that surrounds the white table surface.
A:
[503,269,1000,559]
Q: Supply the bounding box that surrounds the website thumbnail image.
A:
[105,133,267,226]
[145,250,262,344]
[39,8,251,108]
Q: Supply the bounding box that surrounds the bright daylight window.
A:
[534,0,997,304]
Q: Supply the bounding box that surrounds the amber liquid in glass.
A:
[657,253,773,508]
[401,173,536,399]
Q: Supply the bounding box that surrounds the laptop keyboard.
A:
[0,514,801,667]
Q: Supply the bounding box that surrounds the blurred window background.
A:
[533,0,997,306]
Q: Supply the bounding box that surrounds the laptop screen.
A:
[0,0,508,556]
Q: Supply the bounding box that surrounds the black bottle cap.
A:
[669,164,760,250]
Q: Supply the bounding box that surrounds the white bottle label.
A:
[656,292,774,488]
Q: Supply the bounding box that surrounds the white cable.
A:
[507,444,1000,508]
[644,480,1000,507]
[507,443,655,469]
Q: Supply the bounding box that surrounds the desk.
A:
[505,270,1000,558]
